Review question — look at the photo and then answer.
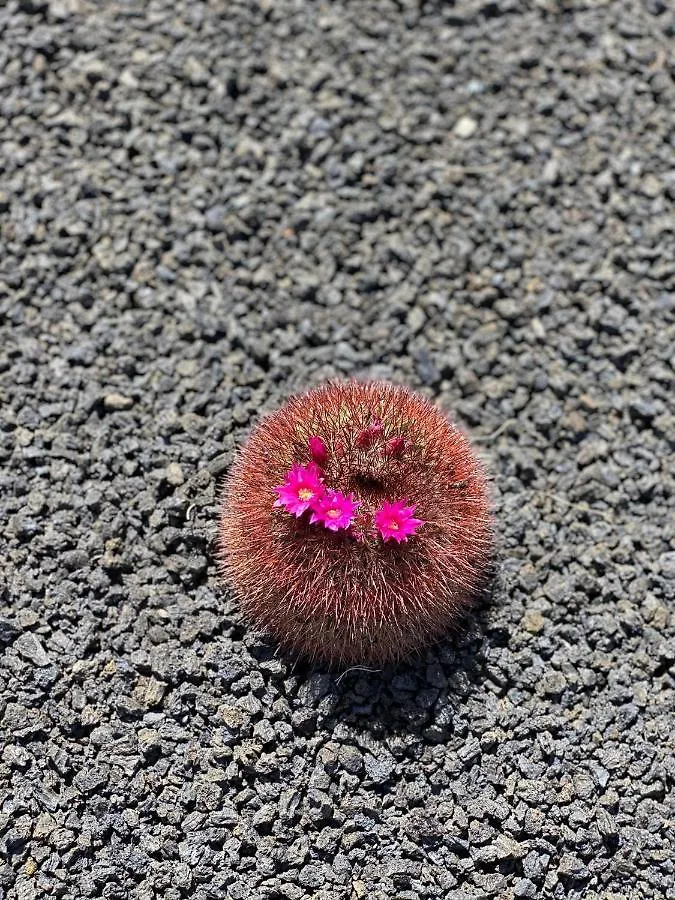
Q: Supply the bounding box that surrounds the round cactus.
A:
[218,381,491,666]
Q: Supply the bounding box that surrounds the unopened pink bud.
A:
[384,436,406,458]
[355,418,384,448]
[309,435,328,465]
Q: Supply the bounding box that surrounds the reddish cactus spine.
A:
[218,381,492,666]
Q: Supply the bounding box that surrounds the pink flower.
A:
[308,435,328,466]
[309,489,360,532]
[274,463,325,517]
[374,500,425,543]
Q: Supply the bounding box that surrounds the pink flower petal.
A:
[274,463,325,517]
[374,500,425,542]
[309,489,360,531]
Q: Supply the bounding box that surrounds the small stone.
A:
[558,853,588,879]
[183,57,209,86]
[165,463,184,486]
[539,670,567,696]
[103,393,134,411]
[414,348,441,386]
[513,877,537,898]
[133,676,167,709]
[19,0,47,11]
[176,359,199,377]
[73,767,107,794]
[63,549,89,571]
[306,789,334,824]
[494,835,526,860]
[531,317,546,339]
[279,789,301,823]
[406,307,426,334]
[102,660,117,677]
[480,731,500,753]
[138,728,161,754]
[658,551,675,580]
[338,746,363,774]
[253,719,276,745]
[542,158,560,185]
[573,772,595,800]
[523,850,550,879]
[300,673,333,705]
[205,205,227,233]
[522,611,545,634]
[579,393,600,411]
[219,704,248,730]
[596,808,618,838]
[457,737,481,764]
[364,752,395,784]
[172,862,192,890]
[233,740,262,773]
[3,744,31,768]
[454,116,478,139]
[640,174,661,198]
[33,813,56,839]
[590,763,610,788]
[18,610,39,628]
[601,745,630,772]
[252,803,276,828]
[577,438,609,467]
[14,632,51,667]
[291,708,317,734]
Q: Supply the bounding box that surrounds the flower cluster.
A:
[274,438,425,542]
[274,461,360,531]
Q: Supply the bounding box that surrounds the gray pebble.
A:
[13,632,52,667]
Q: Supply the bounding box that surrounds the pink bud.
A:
[309,435,328,465]
[384,436,406,458]
[355,418,384,448]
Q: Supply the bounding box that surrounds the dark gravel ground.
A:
[1,1,674,898]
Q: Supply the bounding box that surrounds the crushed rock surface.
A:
[1,1,673,898]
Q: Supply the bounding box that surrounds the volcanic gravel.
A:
[1,1,674,898]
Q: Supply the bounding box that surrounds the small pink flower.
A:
[310,489,360,532]
[374,500,425,543]
[274,463,325,517]
[355,418,384,448]
[384,436,406,458]
[308,435,328,466]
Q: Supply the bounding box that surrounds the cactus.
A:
[219,381,491,666]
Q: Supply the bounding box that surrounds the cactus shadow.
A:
[283,563,506,742]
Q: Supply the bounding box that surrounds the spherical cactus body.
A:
[219,381,491,666]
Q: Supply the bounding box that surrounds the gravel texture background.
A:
[1,1,674,898]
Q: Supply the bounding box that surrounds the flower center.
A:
[326,508,341,518]
[298,488,314,500]
[388,520,399,530]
